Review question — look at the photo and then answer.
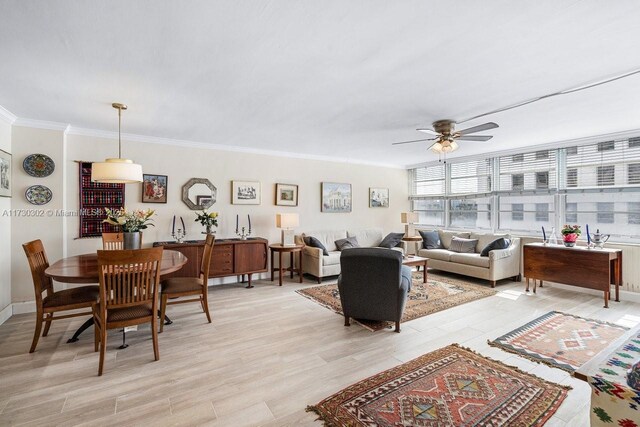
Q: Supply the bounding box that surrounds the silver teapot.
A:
[590,229,610,249]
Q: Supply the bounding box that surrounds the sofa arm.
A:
[303,246,322,259]
[489,247,514,262]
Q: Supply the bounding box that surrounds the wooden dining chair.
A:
[159,234,215,332]
[94,246,163,376]
[22,240,99,353]
[101,232,123,250]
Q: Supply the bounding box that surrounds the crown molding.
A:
[0,105,17,124]
[13,117,70,132]
[405,127,640,169]
[67,126,406,169]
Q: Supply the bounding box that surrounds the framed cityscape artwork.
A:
[232,180,261,205]
[0,149,11,198]
[369,187,389,208]
[275,183,298,206]
[142,174,168,203]
[321,182,351,213]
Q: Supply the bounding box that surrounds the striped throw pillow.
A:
[449,236,478,253]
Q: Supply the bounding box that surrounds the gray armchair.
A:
[337,248,413,333]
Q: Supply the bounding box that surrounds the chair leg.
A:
[29,312,43,353]
[202,290,212,324]
[344,315,350,326]
[42,313,53,337]
[98,327,107,376]
[395,321,401,333]
[159,294,167,333]
[151,315,160,362]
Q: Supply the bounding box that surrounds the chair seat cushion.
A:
[322,252,342,266]
[42,286,99,308]
[107,303,154,322]
[162,277,204,294]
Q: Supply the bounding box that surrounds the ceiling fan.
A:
[392,120,499,158]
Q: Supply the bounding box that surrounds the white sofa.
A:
[295,228,406,283]
[416,230,521,287]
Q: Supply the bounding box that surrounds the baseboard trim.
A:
[0,304,12,326]
[12,301,36,315]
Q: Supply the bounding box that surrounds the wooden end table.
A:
[270,244,303,286]
[402,256,428,283]
[402,235,423,256]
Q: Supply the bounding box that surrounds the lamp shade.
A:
[91,158,143,183]
[400,212,419,224]
[276,213,299,229]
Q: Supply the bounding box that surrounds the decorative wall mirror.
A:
[182,178,217,210]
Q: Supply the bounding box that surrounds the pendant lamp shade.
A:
[91,103,143,184]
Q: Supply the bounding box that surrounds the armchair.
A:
[337,248,412,333]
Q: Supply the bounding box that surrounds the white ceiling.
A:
[1,0,640,167]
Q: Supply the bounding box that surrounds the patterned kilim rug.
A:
[296,272,496,331]
[488,311,628,373]
[307,344,570,426]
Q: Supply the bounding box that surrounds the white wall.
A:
[0,119,12,320]
[8,129,409,305]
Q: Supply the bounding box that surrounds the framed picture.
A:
[142,174,168,203]
[232,180,261,205]
[0,149,11,198]
[196,195,213,206]
[321,182,351,213]
[369,187,389,208]
[275,183,298,206]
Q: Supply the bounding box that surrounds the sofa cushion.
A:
[471,232,511,253]
[303,236,329,256]
[303,230,347,252]
[322,251,341,266]
[480,237,512,257]
[449,253,490,268]
[438,230,471,249]
[335,236,360,251]
[379,232,405,249]
[449,237,478,253]
[347,228,383,247]
[418,230,442,249]
[418,248,453,262]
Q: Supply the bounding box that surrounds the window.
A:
[449,159,492,195]
[567,168,577,187]
[512,154,524,162]
[629,163,640,185]
[598,141,615,152]
[412,199,445,227]
[536,150,549,160]
[566,202,578,223]
[449,197,491,229]
[512,203,523,221]
[566,146,578,156]
[629,137,640,148]
[535,203,549,221]
[597,202,614,223]
[597,165,615,186]
[512,174,524,190]
[535,172,549,189]
[630,202,640,225]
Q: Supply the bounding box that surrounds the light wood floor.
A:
[1,271,639,427]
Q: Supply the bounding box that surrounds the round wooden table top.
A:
[45,250,188,284]
[269,243,304,252]
[401,235,423,242]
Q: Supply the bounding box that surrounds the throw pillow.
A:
[303,236,329,256]
[418,230,442,249]
[449,236,478,253]
[335,236,360,251]
[378,232,405,249]
[480,237,511,257]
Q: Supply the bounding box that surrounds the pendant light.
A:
[91,103,143,183]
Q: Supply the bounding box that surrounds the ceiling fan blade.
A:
[392,138,436,146]
[456,135,493,142]
[456,122,499,135]
[416,128,439,135]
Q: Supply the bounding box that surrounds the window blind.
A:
[409,164,445,197]
[498,149,557,191]
[565,139,640,189]
[449,159,492,195]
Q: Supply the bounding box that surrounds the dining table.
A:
[45,249,188,343]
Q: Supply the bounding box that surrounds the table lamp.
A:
[276,213,299,246]
[400,212,419,237]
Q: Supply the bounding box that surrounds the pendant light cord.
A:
[117,106,122,159]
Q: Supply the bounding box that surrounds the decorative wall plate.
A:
[25,185,53,205]
[23,153,55,177]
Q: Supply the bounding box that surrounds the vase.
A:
[203,225,216,235]
[123,232,142,250]
[563,233,578,247]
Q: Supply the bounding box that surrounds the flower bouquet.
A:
[104,207,156,232]
[195,210,219,234]
[560,224,581,247]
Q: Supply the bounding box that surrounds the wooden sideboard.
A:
[523,243,622,308]
[153,237,268,288]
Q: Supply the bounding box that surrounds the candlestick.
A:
[172,215,176,234]
[542,226,546,241]
[586,224,591,244]
[247,214,251,232]
[180,216,186,233]
[236,214,239,234]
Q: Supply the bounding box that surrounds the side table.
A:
[270,244,304,286]
[402,235,423,256]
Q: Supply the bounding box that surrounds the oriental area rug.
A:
[296,273,496,331]
[488,311,628,373]
[307,344,570,427]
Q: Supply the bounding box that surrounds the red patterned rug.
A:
[488,311,628,372]
[307,344,570,426]
[297,272,496,331]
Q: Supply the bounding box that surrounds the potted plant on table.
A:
[104,208,156,249]
[195,210,219,235]
[561,224,581,247]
